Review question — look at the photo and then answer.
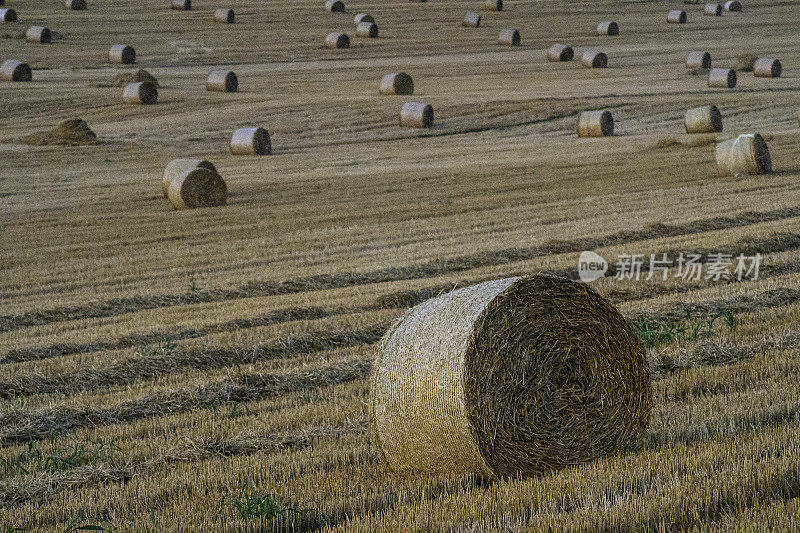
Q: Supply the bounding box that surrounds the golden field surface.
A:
[1,0,800,529]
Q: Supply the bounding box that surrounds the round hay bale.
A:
[325,0,344,12]
[484,0,502,11]
[171,0,191,10]
[230,127,271,155]
[703,3,722,16]
[354,13,374,25]
[207,69,237,92]
[400,102,433,128]
[708,67,736,88]
[667,10,687,23]
[25,26,51,43]
[162,158,217,197]
[214,8,234,23]
[379,72,414,95]
[715,134,771,176]
[753,57,781,78]
[724,0,741,11]
[577,110,613,137]
[686,51,711,69]
[66,0,87,10]
[582,50,607,68]
[325,32,349,48]
[122,81,158,104]
[547,43,574,62]
[109,44,136,64]
[0,8,17,22]
[356,21,378,38]
[369,275,652,478]
[596,21,619,36]
[462,11,481,28]
[498,29,520,46]
[0,59,31,82]
[685,105,722,134]
[167,168,227,210]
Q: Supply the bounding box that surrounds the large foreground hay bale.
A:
[708,68,736,88]
[582,50,607,68]
[596,21,619,36]
[171,0,191,10]
[354,13,374,25]
[577,110,613,137]
[20,118,99,146]
[356,21,378,38]
[685,105,722,134]
[0,59,31,81]
[0,8,17,22]
[498,29,519,46]
[167,168,227,210]
[379,72,413,95]
[667,10,687,23]
[686,50,711,69]
[400,102,433,128]
[369,275,652,478]
[724,0,741,11]
[25,26,51,43]
[66,0,87,10]
[463,11,480,27]
[325,0,344,12]
[207,69,237,92]
[122,81,158,104]
[162,158,216,197]
[230,127,271,155]
[214,8,234,23]
[325,32,349,48]
[484,0,502,11]
[753,57,781,78]
[703,3,722,16]
[547,43,573,62]
[715,134,771,176]
[109,44,136,64]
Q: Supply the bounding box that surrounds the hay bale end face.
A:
[230,127,271,155]
[667,10,687,23]
[753,57,781,78]
[577,110,613,137]
[708,68,736,88]
[171,0,191,10]
[703,3,722,16]
[356,21,378,38]
[109,44,136,64]
[162,159,218,198]
[1,59,31,82]
[354,13,374,25]
[548,43,574,62]
[463,11,481,27]
[715,134,771,176]
[686,51,711,69]
[484,0,502,11]
[724,0,741,11]
[214,9,234,23]
[0,8,17,22]
[207,70,238,92]
[325,32,350,48]
[685,105,722,134]
[122,81,158,104]
[325,0,344,12]
[582,50,607,68]
[498,29,519,46]
[167,168,227,210]
[25,26,51,43]
[379,72,414,95]
[369,275,652,478]
[66,0,87,10]
[596,21,619,36]
[400,102,433,128]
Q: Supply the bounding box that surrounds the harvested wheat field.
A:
[1,0,800,531]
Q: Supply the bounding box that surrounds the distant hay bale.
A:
[686,51,711,69]
[369,275,652,478]
[25,26,51,43]
[167,168,227,210]
[547,43,573,62]
[724,0,741,11]
[596,21,619,36]
[171,0,191,10]
[753,57,781,78]
[109,44,136,64]
[703,3,722,16]
[325,32,349,48]
[0,8,16,22]
[354,13,374,25]
[715,134,771,176]
[498,29,519,46]
[462,11,480,27]
[66,0,87,10]
[484,0,502,11]
[230,127,271,155]
[708,67,736,88]
[0,59,31,81]
[379,72,414,95]
[683,0,700,3]
[20,118,99,146]
[325,0,344,12]
[667,10,687,23]
[581,50,607,68]
[577,110,613,137]
[733,53,757,71]
[162,158,217,198]
[355,21,378,38]
[122,81,158,104]
[101,69,157,87]
[685,105,722,134]
[214,9,234,23]
[207,69,237,92]
[400,102,433,128]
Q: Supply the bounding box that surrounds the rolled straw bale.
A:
[715,134,771,176]
[229,127,271,155]
[122,81,158,104]
[667,10,687,23]
[109,44,136,64]
[582,50,607,68]
[369,275,652,478]
[0,59,31,82]
[325,32,349,48]
[66,0,87,10]
[462,11,480,28]
[724,0,741,11]
[685,105,722,134]
[498,29,520,46]
[703,3,722,16]
[686,51,711,69]
[596,21,619,36]
[753,57,781,78]
[356,21,378,38]
[577,110,613,137]
[547,43,574,62]
[206,69,237,92]
[708,68,736,88]
[379,72,414,95]
[162,159,217,197]
[399,102,433,128]
[484,0,502,11]
[25,26,51,43]
[171,0,191,10]
[325,0,344,12]
[214,9,234,23]
[354,13,374,25]
[167,168,227,210]
[0,8,16,22]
